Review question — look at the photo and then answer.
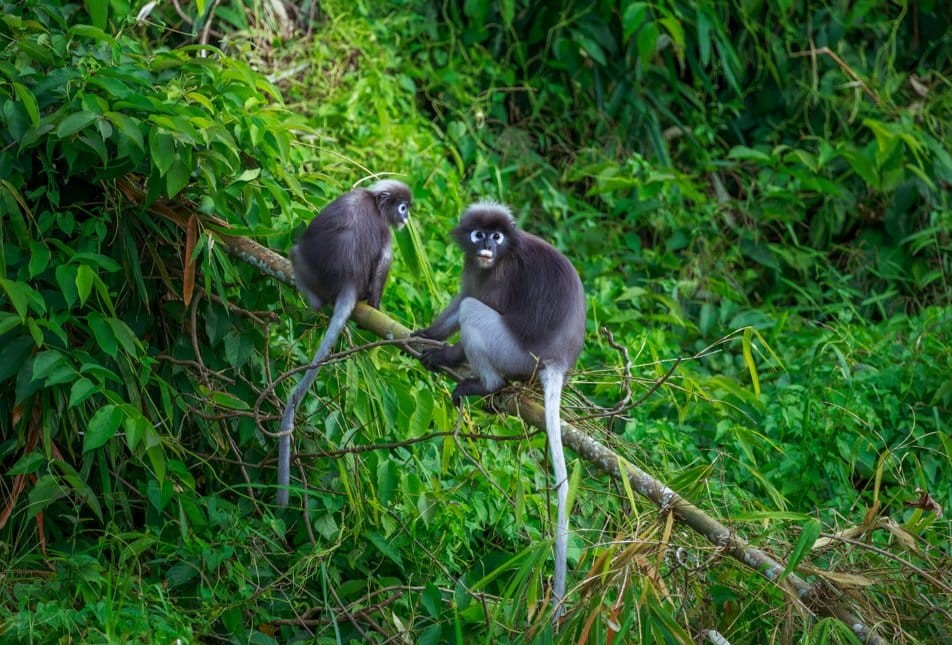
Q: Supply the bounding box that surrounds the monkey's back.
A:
[292,190,391,304]
[474,232,586,371]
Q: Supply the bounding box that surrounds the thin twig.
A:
[791,46,881,105]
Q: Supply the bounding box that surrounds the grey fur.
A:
[278,180,411,507]
[415,203,586,619]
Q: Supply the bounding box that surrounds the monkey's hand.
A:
[420,344,465,371]
[411,327,439,340]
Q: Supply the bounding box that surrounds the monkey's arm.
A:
[413,294,463,341]
[367,246,393,309]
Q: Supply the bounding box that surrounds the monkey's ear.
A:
[375,191,391,209]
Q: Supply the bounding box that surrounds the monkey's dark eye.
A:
[398,203,409,216]
[491,232,504,244]
[470,230,485,243]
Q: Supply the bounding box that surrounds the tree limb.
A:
[124,187,890,645]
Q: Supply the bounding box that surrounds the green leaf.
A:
[622,2,647,41]
[55,111,98,138]
[149,130,176,175]
[781,519,822,580]
[76,264,95,306]
[500,0,514,27]
[0,312,21,335]
[28,474,65,518]
[13,83,40,128]
[421,583,442,618]
[28,242,51,278]
[57,458,103,520]
[55,264,78,308]
[70,23,113,42]
[636,20,659,68]
[69,377,98,407]
[366,531,404,568]
[105,317,140,356]
[87,314,118,357]
[83,404,123,453]
[0,278,31,318]
[166,158,191,197]
[124,410,152,452]
[210,391,250,411]
[659,16,685,63]
[0,337,33,383]
[9,451,45,475]
[31,350,65,382]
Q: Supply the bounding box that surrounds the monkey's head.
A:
[369,179,412,229]
[453,202,519,270]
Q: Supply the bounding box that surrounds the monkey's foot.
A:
[451,378,497,406]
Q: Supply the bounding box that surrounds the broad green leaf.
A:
[210,391,250,411]
[366,531,404,568]
[27,242,51,278]
[55,111,98,138]
[0,278,31,318]
[0,312,20,335]
[659,16,685,63]
[76,264,95,305]
[27,474,65,518]
[57,458,103,520]
[421,583,441,618]
[8,451,45,475]
[31,350,65,382]
[70,23,113,41]
[499,0,514,28]
[636,21,659,68]
[0,337,33,382]
[55,264,79,308]
[105,317,140,356]
[87,314,118,357]
[149,130,176,175]
[69,377,98,407]
[166,158,191,197]
[13,83,40,128]
[622,2,647,41]
[83,404,123,453]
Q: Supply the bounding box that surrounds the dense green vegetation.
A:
[1,0,949,642]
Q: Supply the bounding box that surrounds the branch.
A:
[122,185,890,645]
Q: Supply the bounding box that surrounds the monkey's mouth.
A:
[476,250,494,268]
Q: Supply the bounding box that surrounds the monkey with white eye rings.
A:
[413,202,586,620]
[278,179,412,507]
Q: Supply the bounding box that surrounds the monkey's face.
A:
[388,200,410,229]
[468,228,506,269]
[372,181,412,229]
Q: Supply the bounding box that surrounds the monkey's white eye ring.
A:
[398,203,409,216]
[491,232,504,243]
[471,230,485,243]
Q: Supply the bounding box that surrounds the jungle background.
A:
[0,0,950,642]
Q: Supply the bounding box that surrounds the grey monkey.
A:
[415,203,586,619]
[278,179,412,507]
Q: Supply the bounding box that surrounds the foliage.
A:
[0,0,949,643]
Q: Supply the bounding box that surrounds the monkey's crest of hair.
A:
[465,201,515,223]
[367,178,410,196]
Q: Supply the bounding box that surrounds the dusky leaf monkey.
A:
[278,179,412,507]
[414,202,586,618]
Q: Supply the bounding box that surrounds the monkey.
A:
[277,179,412,507]
[414,202,586,619]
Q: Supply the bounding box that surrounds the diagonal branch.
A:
[123,186,890,645]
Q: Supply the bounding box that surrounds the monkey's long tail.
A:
[276,287,358,507]
[541,365,568,621]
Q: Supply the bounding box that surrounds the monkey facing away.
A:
[414,203,586,618]
[278,179,412,507]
